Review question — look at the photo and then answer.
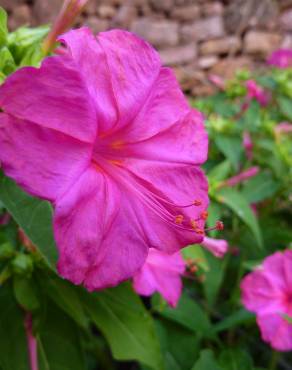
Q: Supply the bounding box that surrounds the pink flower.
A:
[133,248,185,307]
[43,0,89,54]
[275,122,292,136]
[201,236,228,258]
[267,49,292,69]
[223,166,259,187]
[241,250,292,351]
[208,74,225,91]
[242,131,253,161]
[246,80,269,107]
[0,28,208,290]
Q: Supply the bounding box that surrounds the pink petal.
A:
[60,28,161,135]
[241,269,284,315]
[133,249,185,307]
[120,163,209,252]
[201,236,228,258]
[0,54,96,143]
[262,252,287,291]
[257,314,292,351]
[0,113,91,201]
[54,166,149,290]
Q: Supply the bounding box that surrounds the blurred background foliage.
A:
[0,6,292,370]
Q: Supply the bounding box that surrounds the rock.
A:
[33,0,62,24]
[199,36,241,55]
[181,16,225,42]
[97,5,116,19]
[9,4,31,29]
[150,0,174,12]
[173,65,205,90]
[131,18,179,47]
[282,33,292,48]
[0,0,23,12]
[112,5,137,28]
[85,17,109,34]
[191,83,215,97]
[198,56,219,69]
[280,9,292,31]
[170,5,200,21]
[160,43,197,66]
[211,57,253,80]
[202,2,223,16]
[244,31,282,56]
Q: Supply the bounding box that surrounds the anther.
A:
[190,219,198,229]
[204,220,224,232]
[200,211,208,220]
[175,215,184,224]
[193,199,202,206]
[194,228,205,235]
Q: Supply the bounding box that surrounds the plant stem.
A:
[24,313,38,370]
[269,350,279,370]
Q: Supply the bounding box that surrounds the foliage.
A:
[0,7,291,370]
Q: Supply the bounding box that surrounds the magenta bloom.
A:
[133,248,185,307]
[267,49,292,69]
[241,250,292,351]
[246,80,269,107]
[242,131,253,161]
[0,28,208,290]
[201,236,228,258]
[223,166,259,187]
[275,122,292,136]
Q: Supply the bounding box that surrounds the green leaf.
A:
[214,136,242,170]
[0,284,30,370]
[153,293,212,337]
[213,309,254,333]
[203,253,227,306]
[217,188,263,248]
[0,47,16,75]
[191,350,222,370]
[242,172,279,203]
[218,349,253,370]
[38,271,88,329]
[278,96,292,121]
[155,319,200,370]
[208,160,232,183]
[38,300,86,370]
[13,276,40,311]
[0,175,57,268]
[0,7,8,47]
[82,283,163,370]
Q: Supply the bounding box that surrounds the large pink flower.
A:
[246,80,270,107]
[241,250,292,351]
[133,248,185,307]
[0,28,208,290]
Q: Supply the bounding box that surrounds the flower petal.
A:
[60,28,161,134]
[0,53,96,142]
[54,166,149,290]
[133,249,185,307]
[0,113,91,201]
[257,314,292,351]
[114,163,209,252]
[241,269,284,315]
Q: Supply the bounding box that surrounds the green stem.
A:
[269,350,279,370]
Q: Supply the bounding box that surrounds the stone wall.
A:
[1,0,292,96]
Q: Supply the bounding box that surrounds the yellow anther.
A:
[175,215,184,224]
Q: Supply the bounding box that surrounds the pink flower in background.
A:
[243,131,253,161]
[241,250,292,351]
[246,80,270,107]
[133,248,186,307]
[223,166,259,187]
[0,28,208,290]
[201,236,228,258]
[267,49,292,69]
[274,122,292,136]
[208,74,225,91]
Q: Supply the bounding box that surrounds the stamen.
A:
[204,220,224,232]
[193,199,202,206]
[190,219,198,229]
